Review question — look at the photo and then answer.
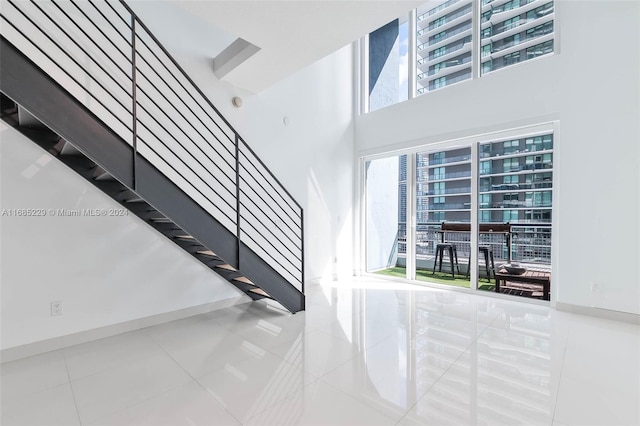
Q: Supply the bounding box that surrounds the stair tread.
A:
[59,139,83,156]
[93,165,113,181]
[197,250,217,256]
[233,276,254,285]
[215,264,236,271]
[248,288,270,297]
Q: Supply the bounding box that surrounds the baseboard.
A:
[555,302,640,325]
[0,296,249,363]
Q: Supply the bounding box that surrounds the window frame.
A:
[360,0,559,114]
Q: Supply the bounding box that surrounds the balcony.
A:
[483,181,552,191]
[427,203,470,210]
[396,223,552,270]
[422,186,472,196]
[428,153,472,165]
[428,171,472,180]
[484,201,553,208]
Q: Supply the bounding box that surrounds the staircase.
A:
[0,0,304,313]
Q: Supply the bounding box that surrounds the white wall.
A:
[0,1,355,352]
[355,1,640,314]
[130,2,356,283]
[0,124,246,350]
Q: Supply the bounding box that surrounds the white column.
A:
[408,9,417,99]
[406,153,417,280]
[472,0,481,79]
[361,35,370,114]
[470,142,479,290]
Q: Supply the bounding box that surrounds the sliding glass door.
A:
[477,133,554,299]
[363,126,554,302]
[414,145,472,288]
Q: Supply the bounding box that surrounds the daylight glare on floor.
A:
[1,278,639,425]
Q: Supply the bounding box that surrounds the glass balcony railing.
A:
[426,22,472,46]
[427,203,470,210]
[428,171,472,180]
[428,5,472,31]
[483,201,552,208]
[483,181,552,191]
[428,153,471,165]
[421,186,472,196]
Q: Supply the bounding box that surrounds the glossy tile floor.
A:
[2,278,639,425]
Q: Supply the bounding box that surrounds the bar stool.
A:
[466,245,496,281]
[433,243,460,277]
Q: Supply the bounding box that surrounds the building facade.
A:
[417,0,555,93]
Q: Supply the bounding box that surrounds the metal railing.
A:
[419,186,472,196]
[398,222,551,267]
[426,203,470,210]
[428,170,472,180]
[1,0,304,292]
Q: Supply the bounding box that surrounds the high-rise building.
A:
[480,0,555,74]
[416,0,555,93]
[416,0,473,94]
[416,148,472,223]
[479,133,553,224]
[405,134,554,265]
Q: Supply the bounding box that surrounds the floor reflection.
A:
[301,280,559,424]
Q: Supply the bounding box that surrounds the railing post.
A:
[301,209,305,295]
[235,134,241,269]
[130,15,137,190]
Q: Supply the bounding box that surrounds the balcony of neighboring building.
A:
[427,169,472,182]
[417,0,471,25]
[479,173,552,193]
[483,0,552,27]
[418,21,472,53]
[420,68,472,93]
[479,163,553,177]
[426,202,471,211]
[418,2,473,38]
[418,187,473,198]
[482,10,553,43]
[481,0,554,38]
[483,34,554,70]
[418,32,472,62]
[481,19,553,55]
[418,53,471,83]
[426,152,471,167]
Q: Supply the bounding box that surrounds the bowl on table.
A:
[500,263,526,275]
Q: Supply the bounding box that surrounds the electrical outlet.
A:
[50,301,63,316]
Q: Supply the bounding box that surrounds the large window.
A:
[365,0,555,110]
[364,127,554,301]
[367,17,409,112]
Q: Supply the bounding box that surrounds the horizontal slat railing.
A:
[1,0,304,297]
[1,0,133,144]
[239,138,303,290]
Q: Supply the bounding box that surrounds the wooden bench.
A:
[495,269,551,301]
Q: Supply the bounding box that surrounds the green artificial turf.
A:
[375,266,496,291]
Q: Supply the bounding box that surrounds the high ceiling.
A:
[166,1,424,92]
